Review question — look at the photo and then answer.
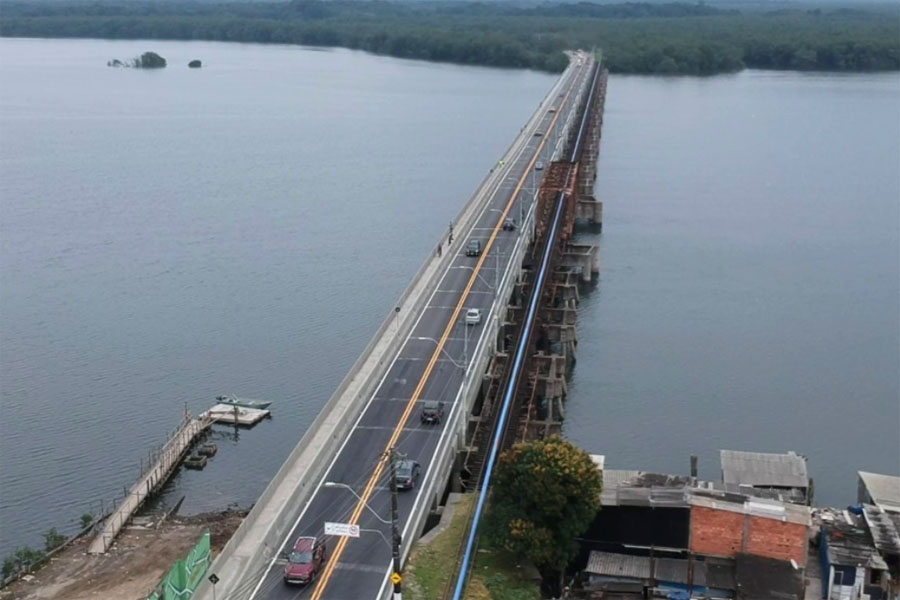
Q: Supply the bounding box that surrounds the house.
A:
[720,449,811,505]
[579,468,812,599]
[819,507,892,600]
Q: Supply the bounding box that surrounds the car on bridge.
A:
[465,308,482,325]
[465,239,482,257]
[283,536,326,585]
[502,218,516,231]
[395,459,421,491]
[421,400,444,425]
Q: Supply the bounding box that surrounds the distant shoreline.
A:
[1,0,898,76]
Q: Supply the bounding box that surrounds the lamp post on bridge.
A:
[389,448,402,600]
[324,465,403,600]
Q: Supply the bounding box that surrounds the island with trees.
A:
[108,51,167,68]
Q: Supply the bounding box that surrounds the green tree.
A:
[80,513,94,530]
[43,527,66,551]
[2,546,46,579]
[487,436,602,596]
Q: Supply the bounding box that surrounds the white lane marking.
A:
[375,56,586,600]
[246,88,542,600]
[255,55,588,600]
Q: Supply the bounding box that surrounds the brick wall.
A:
[747,516,807,566]
[690,506,743,557]
[690,506,808,567]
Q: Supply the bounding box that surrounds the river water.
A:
[565,71,900,504]
[1,39,897,556]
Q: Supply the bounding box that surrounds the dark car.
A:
[502,218,516,231]
[395,459,421,491]
[421,401,444,425]
[283,536,325,585]
[465,239,482,257]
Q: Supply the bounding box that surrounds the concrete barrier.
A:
[376,55,594,600]
[192,59,580,600]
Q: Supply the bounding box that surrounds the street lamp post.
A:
[322,482,390,525]
[323,466,403,600]
[389,449,402,600]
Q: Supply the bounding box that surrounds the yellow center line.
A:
[310,59,586,600]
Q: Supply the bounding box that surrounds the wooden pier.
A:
[88,412,215,554]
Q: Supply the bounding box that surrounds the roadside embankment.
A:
[0,510,245,600]
[405,494,539,600]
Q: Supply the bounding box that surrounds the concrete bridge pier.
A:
[561,243,599,282]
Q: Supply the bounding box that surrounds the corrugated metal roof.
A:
[820,508,890,570]
[601,469,810,525]
[862,504,900,555]
[859,471,900,513]
[600,469,641,506]
[585,551,651,579]
[706,561,737,589]
[653,557,691,584]
[720,450,808,489]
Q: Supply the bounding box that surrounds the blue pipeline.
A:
[450,60,601,600]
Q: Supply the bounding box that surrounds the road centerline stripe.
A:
[309,62,584,600]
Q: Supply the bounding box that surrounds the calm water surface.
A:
[1,39,898,556]
[565,71,900,504]
[0,38,556,554]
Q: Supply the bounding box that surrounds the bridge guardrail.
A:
[192,58,579,600]
[377,54,592,600]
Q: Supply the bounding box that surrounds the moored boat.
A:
[215,394,272,410]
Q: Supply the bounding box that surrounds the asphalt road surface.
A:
[245,56,593,600]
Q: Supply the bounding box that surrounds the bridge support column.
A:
[561,244,599,283]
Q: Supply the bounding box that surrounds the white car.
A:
[465,308,482,325]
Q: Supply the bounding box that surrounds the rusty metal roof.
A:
[820,507,889,570]
[862,504,900,556]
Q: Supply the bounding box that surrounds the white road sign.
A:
[324,522,360,538]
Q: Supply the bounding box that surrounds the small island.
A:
[188,60,202,68]
[107,51,166,69]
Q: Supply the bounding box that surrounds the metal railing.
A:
[449,59,603,600]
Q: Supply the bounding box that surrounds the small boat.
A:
[198,443,217,457]
[184,454,208,470]
[215,394,272,410]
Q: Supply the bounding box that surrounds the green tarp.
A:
[147,531,211,600]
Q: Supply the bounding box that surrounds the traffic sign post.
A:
[207,573,219,600]
[324,522,361,538]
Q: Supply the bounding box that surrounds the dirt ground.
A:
[0,510,246,600]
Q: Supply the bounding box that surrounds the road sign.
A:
[208,573,219,584]
[390,572,402,585]
[324,521,360,538]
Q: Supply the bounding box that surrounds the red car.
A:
[283,536,325,585]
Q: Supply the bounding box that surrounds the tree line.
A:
[1,0,897,75]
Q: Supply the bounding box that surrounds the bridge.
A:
[193,51,606,600]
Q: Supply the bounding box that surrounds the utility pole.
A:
[389,448,402,600]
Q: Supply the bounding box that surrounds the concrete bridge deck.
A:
[193,52,596,600]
